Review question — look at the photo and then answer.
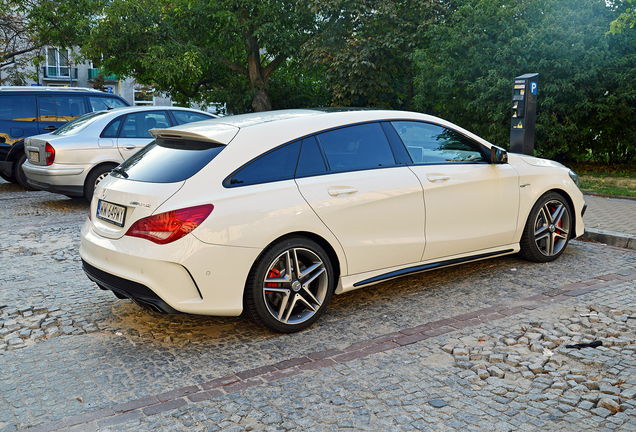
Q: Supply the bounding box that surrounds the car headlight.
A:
[568,170,580,188]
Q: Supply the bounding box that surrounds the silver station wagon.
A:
[23,106,216,200]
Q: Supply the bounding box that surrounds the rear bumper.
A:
[80,220,260,316]
[82,259,180,314]
[23,162,86,195]
[27,178,84,196]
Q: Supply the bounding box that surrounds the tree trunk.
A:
[252,88,272,112]
[245,31,273,112]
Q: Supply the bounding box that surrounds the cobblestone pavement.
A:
[583,195,636,237]
[2,179,636,431]
[582,195,636,249]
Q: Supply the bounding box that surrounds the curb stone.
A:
[582,228,636,250]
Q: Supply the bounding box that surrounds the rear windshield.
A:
[52,111,108,135]
[112,138,224,183]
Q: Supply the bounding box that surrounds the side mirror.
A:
[491,146,508,164]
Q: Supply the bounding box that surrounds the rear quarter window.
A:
[226,141,301,187]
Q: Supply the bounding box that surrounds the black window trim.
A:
[223,120,408,189]
[223,140,302,188]
[293,136,329,180]
[386,120,492,166]
[100,114,125,138]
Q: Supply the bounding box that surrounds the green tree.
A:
[304,0,441,109]
[414,0,636,163]
[1,0,101,84]
[81,0,319,113]
[609,0,636,33]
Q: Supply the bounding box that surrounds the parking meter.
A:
[510,73,539,155]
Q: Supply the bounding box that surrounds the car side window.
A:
[119,111,171,138]
[37,96,57,122]
[295,136,328,178]
[0,95,36,121]
[316,123,396,172]
[101,116,124,138]
[391,121,487,164]
[88,96,128,112]
[172,110,213,125]
[55,96,86,121]
[227,141,301,187]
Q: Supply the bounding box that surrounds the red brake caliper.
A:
[265,268,281,293]
[548,204,562,234]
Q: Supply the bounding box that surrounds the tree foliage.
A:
[414,0,636,163]
[80,0,319,113]
[1,0,99,84]
[609,0,636,33]
[304,0,441,109]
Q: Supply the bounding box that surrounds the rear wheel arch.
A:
[243,233,340,332]
[83,162,119,200]
[249,232,342,285]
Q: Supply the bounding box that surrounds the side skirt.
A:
[352,249,515,288]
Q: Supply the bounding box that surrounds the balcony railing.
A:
[42,66,78,79]
[88,68,118,81]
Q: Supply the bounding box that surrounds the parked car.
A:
[0,86,130,189]
[79,109,586,333]
[22,106,217,200]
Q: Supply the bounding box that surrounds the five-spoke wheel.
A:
[519,192,572,263]
[245,237,334,332]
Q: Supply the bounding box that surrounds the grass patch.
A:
[570,163,636,197]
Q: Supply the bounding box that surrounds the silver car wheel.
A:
[262,247,329,325]
[533,199,571,257]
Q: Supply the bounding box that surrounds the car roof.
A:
[83,106,212,116]
[149,109,446,146]
[0,86,113,94]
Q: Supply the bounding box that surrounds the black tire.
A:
[519,192,573,263]
[15,153,37,190]
[0,172,17,183]
[244,237,335,333]
[84,164,116,201]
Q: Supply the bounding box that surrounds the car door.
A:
[36,95,86,134]
[116,110,171,160]
[390,121,520,261]
[295,124,425,276]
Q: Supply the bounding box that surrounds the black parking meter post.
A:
[510,73,539,155]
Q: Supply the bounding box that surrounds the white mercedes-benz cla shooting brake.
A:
[80,109,586,332]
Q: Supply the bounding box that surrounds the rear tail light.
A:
[125,204,213,244]
[45,143,55,165]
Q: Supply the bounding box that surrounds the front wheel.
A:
[519,192,572,263]
[244,237,334,333]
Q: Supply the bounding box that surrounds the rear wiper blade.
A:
[111,167,129,178]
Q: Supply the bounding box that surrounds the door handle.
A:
[123,145,136,150]
[426,174,451,182]
[43,126,57,131]
[328,187,358,197]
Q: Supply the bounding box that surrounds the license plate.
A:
[96,200,127,227]
[28,151,40,163]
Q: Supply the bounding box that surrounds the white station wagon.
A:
[79,109,586,332]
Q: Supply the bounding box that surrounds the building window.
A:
[134,86,154,106]
[47,48,70,78]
